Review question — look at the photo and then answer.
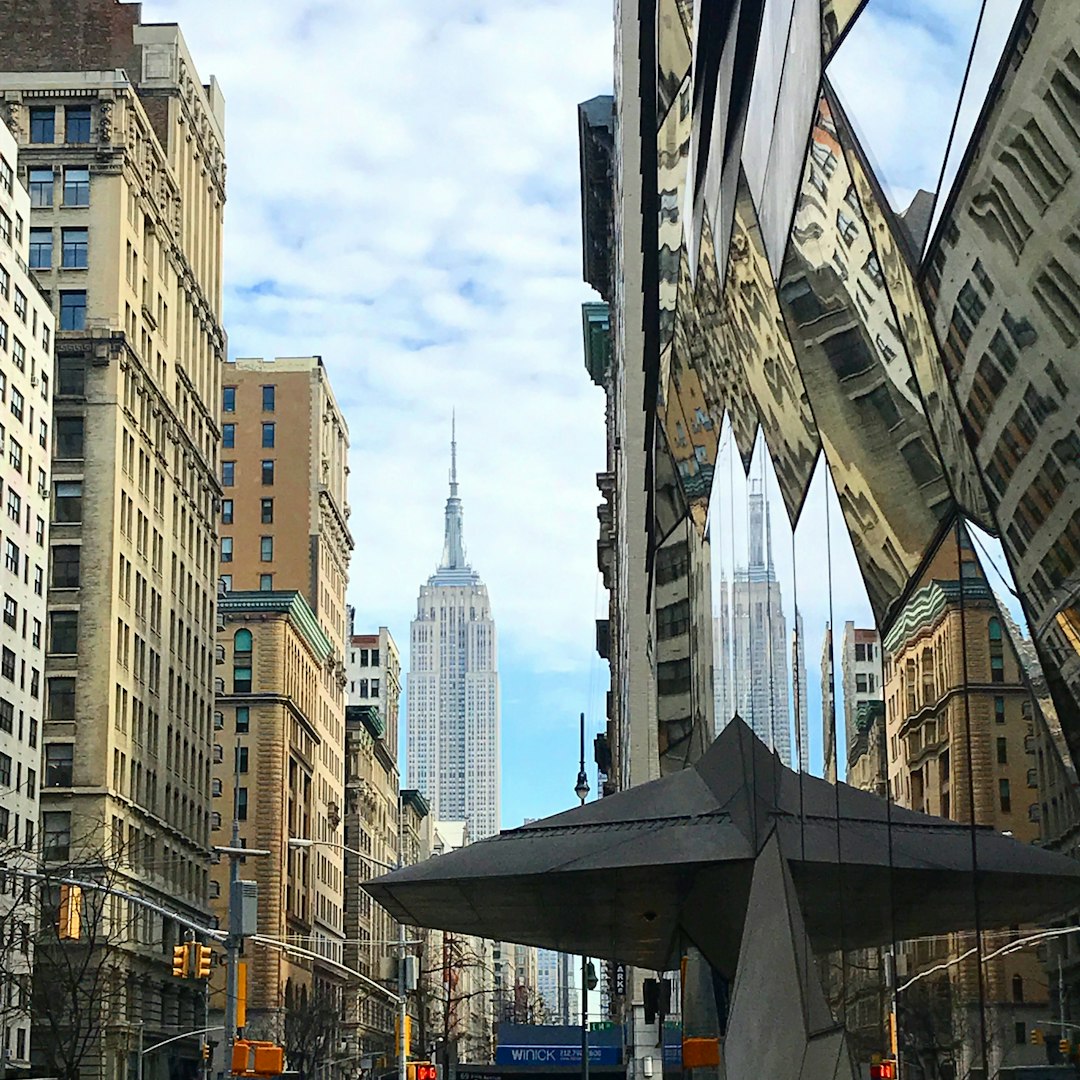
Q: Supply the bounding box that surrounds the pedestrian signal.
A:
[408,1064,439,1080]
[870,1063,896,1079]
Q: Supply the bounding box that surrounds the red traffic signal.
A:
[416,1067,438,1080]
[870,1064,896,1080]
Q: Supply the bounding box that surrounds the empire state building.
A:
[406,427,501,840]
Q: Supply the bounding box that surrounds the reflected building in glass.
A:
[714,481,792,765]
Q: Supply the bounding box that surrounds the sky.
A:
[141,0,1024,827]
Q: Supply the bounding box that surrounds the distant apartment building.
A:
[0,6,224,1074]
[0,118,53,1072]
[840,622,883,781]
[348,622,401,764]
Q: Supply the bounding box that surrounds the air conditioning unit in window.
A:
[214,711,224,730]
[30,376,38,388]
[213,677,225,695]
[214,644,225,665]
[217,577,230,598]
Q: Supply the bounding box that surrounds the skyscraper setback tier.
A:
[713,481,792,766]
[407,430,500,840]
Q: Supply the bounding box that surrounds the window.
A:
[223,386,236,413]
[997,736,1008,765]
[0,212,9,247]
[49,611,79,655]
[29,228,52,270]
[51,545,81,588]
[1,648,13,681]
[221,461,235,487]
[63,167,89,206]
[58,356,86,396]
[989,617,1004,683]
[371,678,380,697]
[29,107,55,144]
[4,540,18,574]
[262,385,275,412]
[994,696,1005,723]
[27,166,52,206]
[42,811,71,861]
[48,677,75,719]
[260,498,274,524]
[221,537,233,563]
[261,423,275,448]
[10,387,23,421]
[219,574,232,591]
[65,105,91,143]
[233,629,252,693]
[236,706,250,734]
[261,460,274,485]
[358,679,368,698]
[260,536,273,562]
[222,423,235,448]
[999,778,1012,813]
[1012,974,1024,1003]
[45,744,74,787]
[59,290,87,331]
[221,499,234,525]
[237,788,249,821]
[0,156,9,195]
[54,481,83,523]
[1014,1022,1026,1047]
[55,416,84,458]
[235,746,249,774]
[259,574,273,591]
[0,699,10,733]
[2,595,14,629]
[371,649,379,667]
[61,228,88,269]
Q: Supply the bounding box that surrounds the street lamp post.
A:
[287,835,408,1080]
[574,713,590,1080]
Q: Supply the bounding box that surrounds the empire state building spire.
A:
[439,413,468,572]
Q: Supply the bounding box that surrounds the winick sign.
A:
[494,1045,621,1066]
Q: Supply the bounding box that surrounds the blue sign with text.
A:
[494,1046,623,1067]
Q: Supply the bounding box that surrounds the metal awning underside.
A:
[365,720,1080,975]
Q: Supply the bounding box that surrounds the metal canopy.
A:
[365,720,1080,975]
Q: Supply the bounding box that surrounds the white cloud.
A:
[141,0,615,680]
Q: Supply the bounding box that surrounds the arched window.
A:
[233,629,252,693]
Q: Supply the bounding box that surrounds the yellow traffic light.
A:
[201,1042,210,1061]
[172,942,190,978]
[196,944,212,979]
[1060,1038,1071,1055]
[58,884,82,940]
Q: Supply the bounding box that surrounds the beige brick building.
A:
[883,531,1047,1074]
[0,5,224,1076]
[211,590,345,1043]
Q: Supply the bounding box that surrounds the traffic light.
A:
[1032,1028,1045,1045]
[201,1043,210,1061]
[58,884,82,940]
[1060,1038,1071,1056]
[870,1063,896,1079]
[195,944,213,979]
[407,1064,438,1080]
[172,942,190,978]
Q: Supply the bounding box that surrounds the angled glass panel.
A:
[658,0,694,124]
[820,0,866,58]
[726,173,820,525]
[654,424,690,548]
[923,4,1080,763]
[831,87,994,529]
[777,95,953,628]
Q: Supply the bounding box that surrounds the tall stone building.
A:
[792,610,809,772]
[406,431,500,840]
[0,5,224,1075]
[0,118,54,1072]
[211,591,345,1040]
[212,356,351,1049]
[883,532,1046,1073]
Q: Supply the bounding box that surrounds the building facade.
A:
[347,623,401,765]
[0,6,224,1075]
[0,117,53,1073]
[840,622,883,780]
[793,610,808,772]
[822,626,837,784]
[713,482,791,765]
[883,536,1046,1075]
[406,434,500,840]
